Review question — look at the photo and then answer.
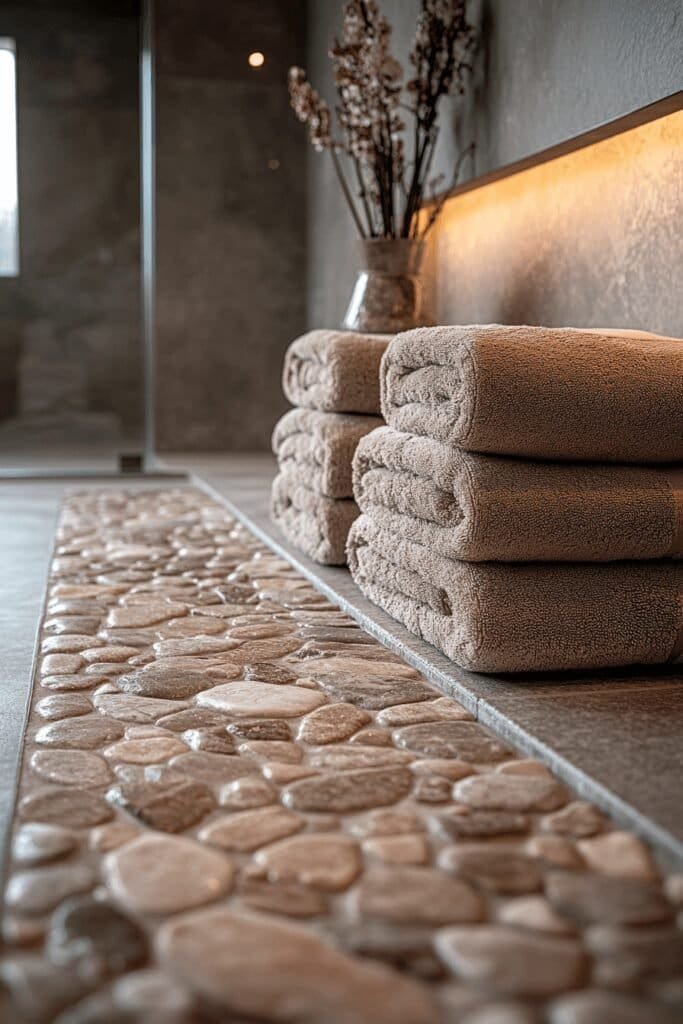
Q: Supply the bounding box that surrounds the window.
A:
[0,38,18,276]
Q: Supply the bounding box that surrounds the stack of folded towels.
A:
[348,324,683,673]
[271,329,389,565]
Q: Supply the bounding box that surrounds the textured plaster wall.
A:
[0,0,142,437]
[306,0,683,331]
[427,111,683,337]
[154,0,307,451]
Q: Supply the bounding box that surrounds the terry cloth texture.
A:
[347,514,683,674]
[380,324,683,463]
[271,472,358,566]
[353,427,683,563]
[273,408,383,499]
[283,329,390,414]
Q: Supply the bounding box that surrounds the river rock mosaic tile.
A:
[1,487,681,1023]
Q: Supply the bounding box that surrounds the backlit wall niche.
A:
[427,110,682,337]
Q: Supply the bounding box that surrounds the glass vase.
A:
[342,238,433,334]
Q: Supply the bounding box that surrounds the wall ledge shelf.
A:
[437,90,683,204]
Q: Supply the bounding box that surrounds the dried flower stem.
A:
[289,0,476,240]
[330,148,366,237]
[353,161,376,236]
[420,141,475,237]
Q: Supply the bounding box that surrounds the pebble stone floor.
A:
[1,488,682,1024]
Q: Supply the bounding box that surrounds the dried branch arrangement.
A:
[289,0,476,240]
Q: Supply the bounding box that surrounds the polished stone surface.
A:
[197,680,326,718]
[19,787,113,829]
[46,895,147,979]
[115,664,216,699]
[453,773,569,813]
[0,485,681,1024]
[394,722,511,762]
[29,749,112,788]
[11,824,76,867]
[256,834,362,892]
[199,807,304,853]
[105,834,234,915]
[434,926,588,998]
[355,865,485,927]
[283,766,414,813]
[5,863,95,916]
[439,844,544,895]
[156,905,441,1023]
[106,773,215,834]
[298,702,371,744]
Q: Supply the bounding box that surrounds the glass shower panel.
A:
[0,2,144,473]
[0,39,19,278]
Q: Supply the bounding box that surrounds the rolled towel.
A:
[381,325,683,463]
[353,426,683,562]
[271,472,358,566]
[283,329,390,414]
[347,514,683,673]
[273,408,383,499]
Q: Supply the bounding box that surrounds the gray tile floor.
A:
[0,482,61,866]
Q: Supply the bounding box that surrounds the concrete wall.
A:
[0,0,142,440]
[154,0,307,451]
[306,0,683,333]
[0,0,308,455]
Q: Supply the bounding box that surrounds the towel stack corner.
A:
[349,324,683,673]
[271,329,388,565]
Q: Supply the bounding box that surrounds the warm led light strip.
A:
[437,91,683,204]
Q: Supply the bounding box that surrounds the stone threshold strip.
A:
[0,488,681,1024]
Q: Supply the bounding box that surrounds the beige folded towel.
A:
[273,409,383,499]
[283,329,390,414]
[353,426,683,562]
[381,325,683,463]
[347,514,683,672]
[271,472,358,566]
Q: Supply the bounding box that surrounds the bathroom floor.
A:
[0,484,681,1023]
[168,454,683,859]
